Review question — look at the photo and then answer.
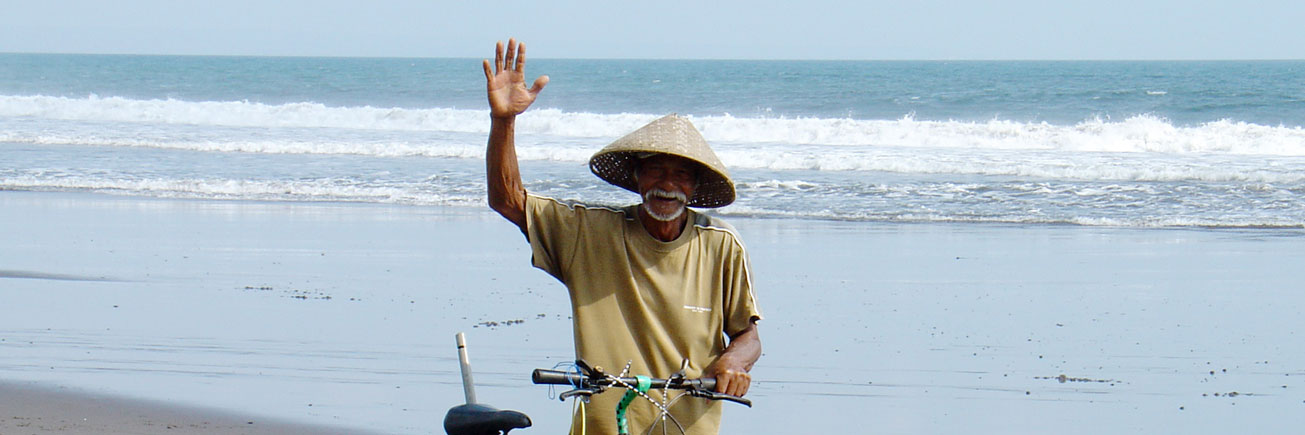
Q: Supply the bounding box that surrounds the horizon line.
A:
[2,50,1302,63]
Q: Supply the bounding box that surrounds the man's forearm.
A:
[722,322,762,371]
[487,115,527,231]
[707,322,760,396]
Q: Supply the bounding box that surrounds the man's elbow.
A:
[487,194,527,230]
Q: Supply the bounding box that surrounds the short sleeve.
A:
[723,238,763,337]
[525,194,581,282]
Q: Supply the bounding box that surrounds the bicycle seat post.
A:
[456,332,477,404]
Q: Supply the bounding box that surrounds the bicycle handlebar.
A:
[532,368,752,407]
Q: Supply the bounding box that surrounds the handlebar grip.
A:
[688,378,752,407]
[707,392,752,407]
[532,369,584,386]
[683,376,756,407]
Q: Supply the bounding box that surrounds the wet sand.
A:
[0,380,374,434]
[2,191,1304,434]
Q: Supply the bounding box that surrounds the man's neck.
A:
[637,207,688,242]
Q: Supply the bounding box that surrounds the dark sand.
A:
[0,380,380,434]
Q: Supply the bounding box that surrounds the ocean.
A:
[3,53,1305,228]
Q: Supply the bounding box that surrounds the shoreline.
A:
[0,380,379,435]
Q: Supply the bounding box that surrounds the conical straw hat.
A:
[589,114,735,208]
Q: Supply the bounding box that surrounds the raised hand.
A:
[483,38,549,119]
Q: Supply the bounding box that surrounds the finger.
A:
[505,38,518,71]
[732,376,751,397]
[529,75,549,95]
[515,42,527,72]
[482,59,494,83]
[715,374,731,394]
[494,41,505,73]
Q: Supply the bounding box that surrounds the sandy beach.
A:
[0,380,373,434]
[3,190,1303,434]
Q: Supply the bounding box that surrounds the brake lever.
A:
[688,388,753,407]
[558,388,595,401]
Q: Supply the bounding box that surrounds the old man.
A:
[483,39,762,434]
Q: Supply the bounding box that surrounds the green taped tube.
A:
[616,375,652,435]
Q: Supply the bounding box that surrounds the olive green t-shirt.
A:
[525,194,762,435]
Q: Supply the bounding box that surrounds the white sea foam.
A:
[7,168,1301,228]
[7,94,1305,191]
[0,175,481,207]
[717,203,1305,228]
[0,94,486,132]
[5,94,1305,157]
[2,130,489,159]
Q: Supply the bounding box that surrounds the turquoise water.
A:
[3,54,1305,227]
[6,54,1304,125]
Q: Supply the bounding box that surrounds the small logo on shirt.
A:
[683,305,711,313]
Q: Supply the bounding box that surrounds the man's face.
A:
[635,154,698,222]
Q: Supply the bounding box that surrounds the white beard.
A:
[642,188,687,221]
[642,202,685,221]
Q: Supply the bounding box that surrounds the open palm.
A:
[483,39,549,119]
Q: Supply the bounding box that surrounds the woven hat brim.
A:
[589,151,735,208]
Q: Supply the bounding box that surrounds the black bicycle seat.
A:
[444,403,532,435]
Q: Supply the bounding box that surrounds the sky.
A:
[2,0,1303,60]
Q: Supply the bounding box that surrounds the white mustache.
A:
[644,188,688,204]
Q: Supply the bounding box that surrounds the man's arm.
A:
[705,321,761,397]
[483,39,548,233]
[487,115,527,231]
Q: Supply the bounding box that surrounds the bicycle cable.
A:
[548,361,587,401]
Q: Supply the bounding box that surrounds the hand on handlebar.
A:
[704,356,752,397]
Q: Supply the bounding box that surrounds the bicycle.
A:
[444,334,751,435]
[533,358,751,435]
